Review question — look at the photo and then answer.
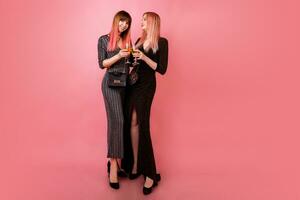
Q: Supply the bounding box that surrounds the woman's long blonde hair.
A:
[108,10,132,51]
[136,12,160,53]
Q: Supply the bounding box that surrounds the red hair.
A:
[108,11,132,51]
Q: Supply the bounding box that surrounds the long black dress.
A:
[122,37,168,182]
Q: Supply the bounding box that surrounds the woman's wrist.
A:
[116,53,122,59]
[141,54,147,61]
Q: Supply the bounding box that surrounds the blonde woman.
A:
[122,12,168,195]
[97,10,132,189]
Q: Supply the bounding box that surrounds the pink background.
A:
[1,0,300,199]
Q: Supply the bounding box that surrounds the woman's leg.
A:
[109,158,118,183]
[130,108,139,174]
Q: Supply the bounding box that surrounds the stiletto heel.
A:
[107,161,120,189]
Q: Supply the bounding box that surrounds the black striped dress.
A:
[98,34,129,158]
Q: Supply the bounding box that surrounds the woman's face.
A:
[141,14,147,30]
[119,20,129,33]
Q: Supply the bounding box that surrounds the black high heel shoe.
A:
[107,161,127,178]
[107,161,119,189]
[143,179,158,195]
[109,180,120,189]
[142,174,161,195]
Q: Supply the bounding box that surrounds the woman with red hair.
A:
[122,12,169,195]
[97,10,132,190]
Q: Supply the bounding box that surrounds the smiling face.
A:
[141,14,147,31]
[108,10,132,51]
[119,20,129,33]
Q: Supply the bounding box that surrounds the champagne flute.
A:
[132,46,139,66]
[125,43,131,65]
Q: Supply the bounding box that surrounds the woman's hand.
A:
[102,49,130,68]
[133,49,158,71]
[118,49,131,58]
[132,49,145,60]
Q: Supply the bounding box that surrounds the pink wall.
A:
[1,0,299,199]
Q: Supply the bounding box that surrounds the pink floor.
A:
[2,145,299,200]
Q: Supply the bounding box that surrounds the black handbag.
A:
[128,66,139,85]
[107,71,127,87]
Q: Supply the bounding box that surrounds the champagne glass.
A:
[132,46,139,66]
[125,43,131,65]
